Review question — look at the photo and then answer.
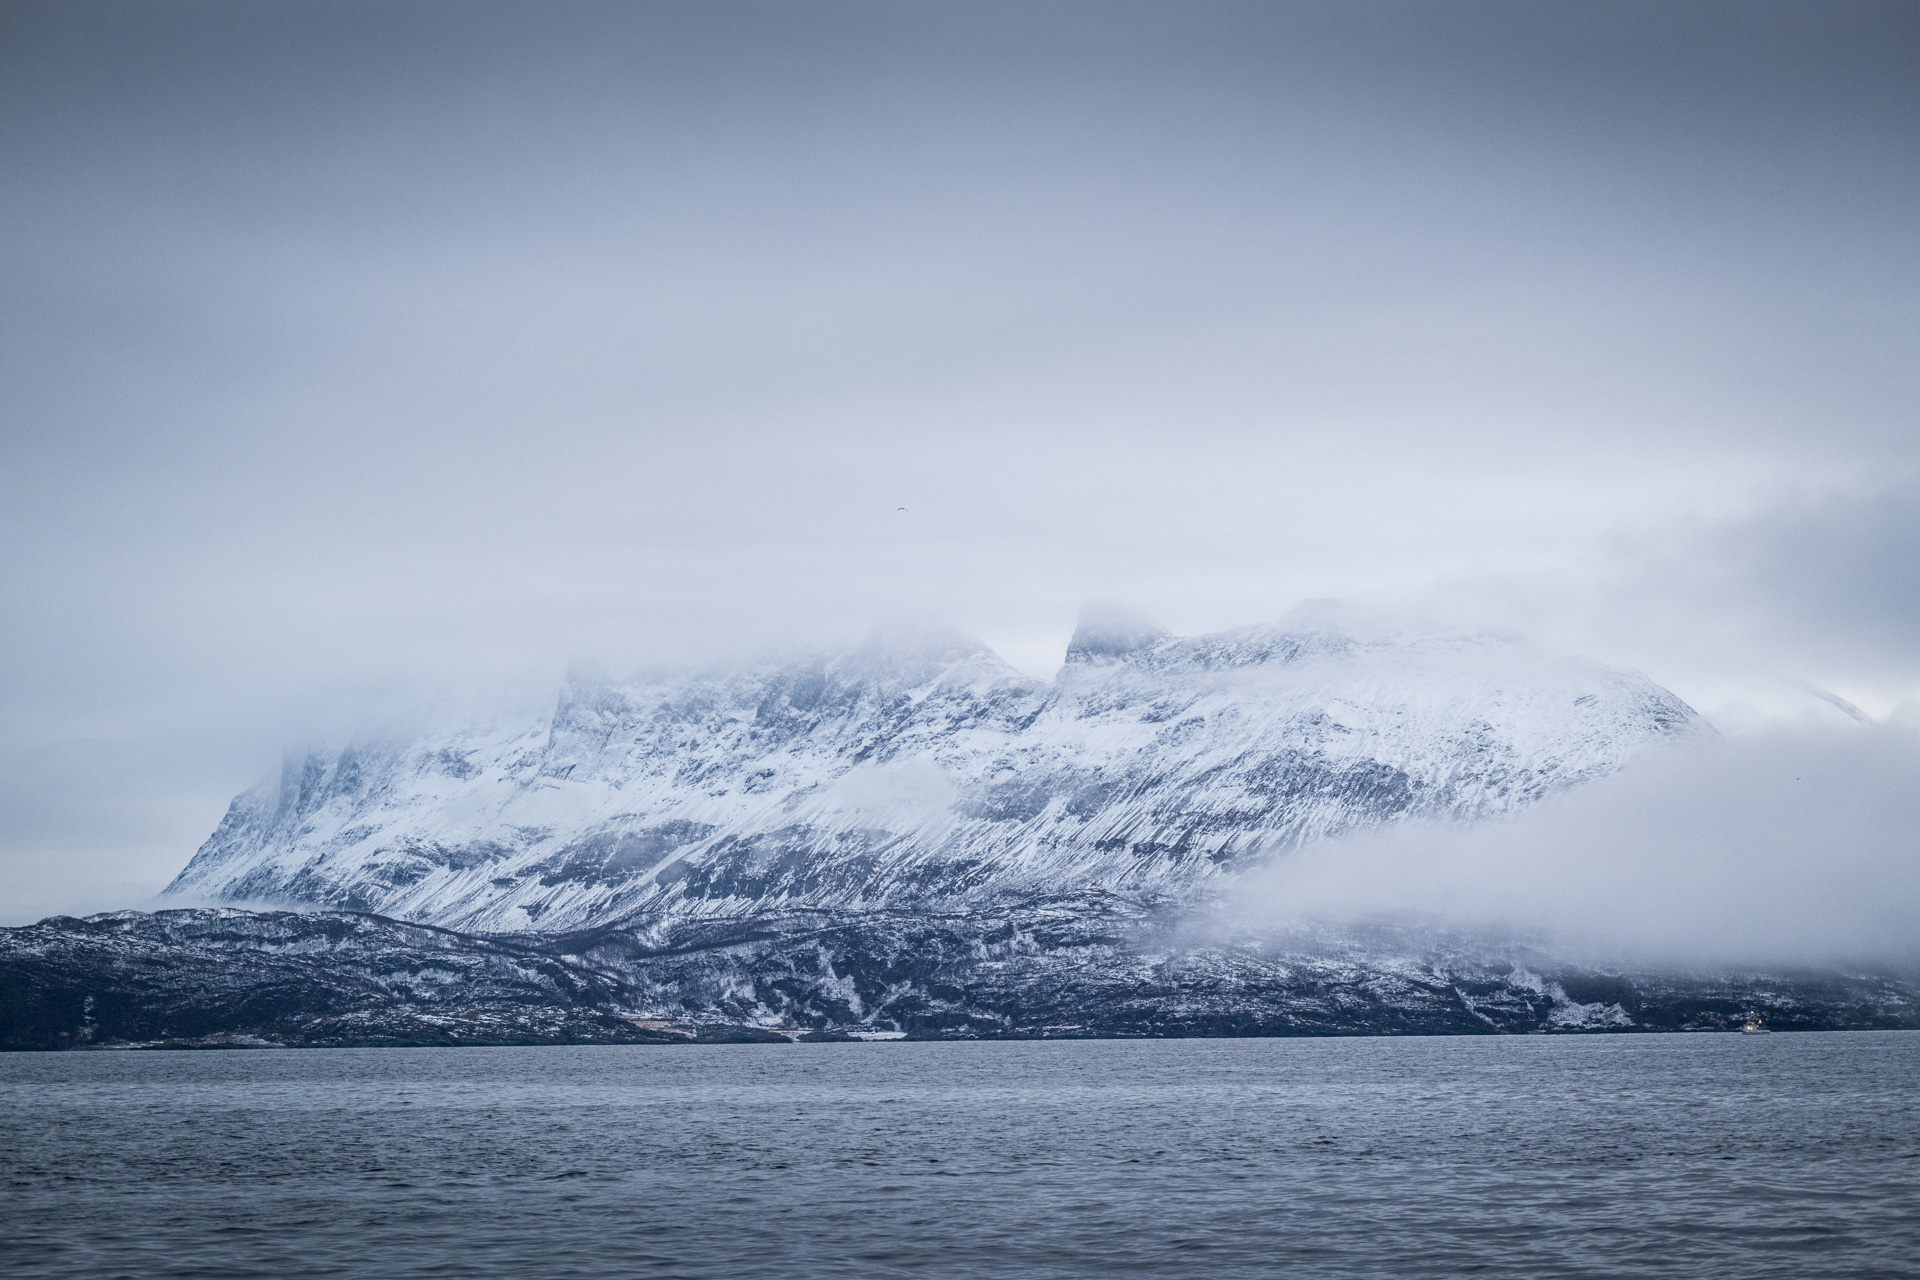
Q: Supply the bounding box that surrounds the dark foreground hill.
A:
[4,906,1913,1050]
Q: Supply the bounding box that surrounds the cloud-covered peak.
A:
[1064,603,1171,666]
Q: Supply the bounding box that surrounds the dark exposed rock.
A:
[4,906,1912,1050]
[0,910,709,1050]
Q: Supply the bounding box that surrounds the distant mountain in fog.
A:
[164,611,1705,933]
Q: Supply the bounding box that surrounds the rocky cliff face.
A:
[164,614,1703,934]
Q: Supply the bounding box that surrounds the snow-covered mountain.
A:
[164,611,1705,933]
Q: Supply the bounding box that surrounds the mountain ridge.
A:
[164,615,1705,934]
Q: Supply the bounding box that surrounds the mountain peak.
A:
[1064,603,1170,665]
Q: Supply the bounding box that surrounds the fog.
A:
[1227,715,1920,968]
[1,2,1914,938]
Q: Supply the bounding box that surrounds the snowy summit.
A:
[165,610,1705,933]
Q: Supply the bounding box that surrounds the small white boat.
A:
[1740,1012,1771,1034]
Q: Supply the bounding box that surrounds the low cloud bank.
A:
[1225,715,1920,969]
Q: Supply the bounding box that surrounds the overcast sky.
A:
[2,1,1915,924]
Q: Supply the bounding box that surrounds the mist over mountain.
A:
[14,613,1914,1048]
[1232,713,1920,969]
[164,611,1703,934]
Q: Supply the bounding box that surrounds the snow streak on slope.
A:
[164,616,1704,933]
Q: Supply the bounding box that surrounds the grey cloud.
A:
[1598,484,1920,715]
[1708,487,1920,672]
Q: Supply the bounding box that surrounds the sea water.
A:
[2,1032,1914,1279]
